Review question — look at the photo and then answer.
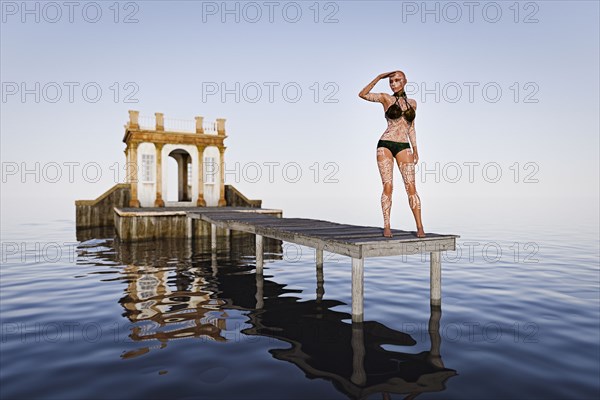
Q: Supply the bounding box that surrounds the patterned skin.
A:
[359,71,425,238]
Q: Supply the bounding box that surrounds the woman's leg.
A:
[377,147,394,237]
[395,149,425,237]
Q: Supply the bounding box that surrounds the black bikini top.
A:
[385,91,416,122]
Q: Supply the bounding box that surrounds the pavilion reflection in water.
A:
[78,229,457,398]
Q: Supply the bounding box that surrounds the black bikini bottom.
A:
[377,140,410,157]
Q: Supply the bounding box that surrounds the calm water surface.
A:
[1,213,599,399]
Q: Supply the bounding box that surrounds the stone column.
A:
[154,143,165,207]
[155,112,164,131]
[128,142,141,207]
[218,146,227,206]
[182,153,190,201]
[196,145,206,206]
[123,147,128,182]
[195,116,204,134]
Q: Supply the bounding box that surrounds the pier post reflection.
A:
[429,305,444,369]
[255,273,264,310]
[350,322,366,386]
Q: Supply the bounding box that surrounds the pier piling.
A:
[256,234,264,275]
[351,257,365,322]
[430,251,442,306]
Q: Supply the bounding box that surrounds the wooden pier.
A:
[188,210,459,322]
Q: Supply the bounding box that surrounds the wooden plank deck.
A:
[187,210,459,322]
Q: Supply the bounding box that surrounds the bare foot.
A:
[383,227,393,238]
[416,226,426,238]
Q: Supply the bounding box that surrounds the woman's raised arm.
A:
[358,72,393,102]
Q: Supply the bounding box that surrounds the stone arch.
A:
[161,144,199,205]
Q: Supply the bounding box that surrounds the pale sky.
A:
[1,0,599,230]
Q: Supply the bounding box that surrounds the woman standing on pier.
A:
[359,70,425,238]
